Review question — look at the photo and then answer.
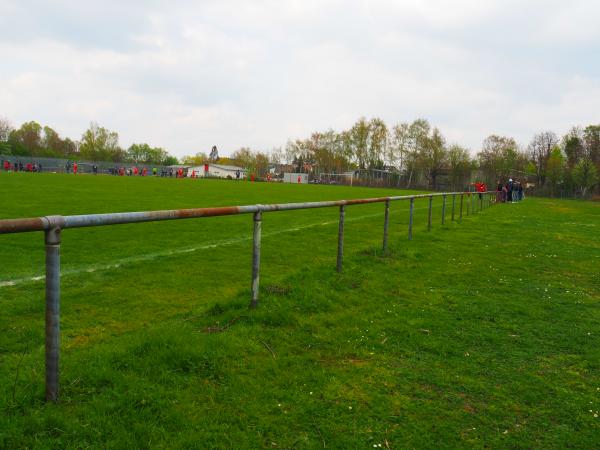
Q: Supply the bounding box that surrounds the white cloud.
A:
[0,0,599,157]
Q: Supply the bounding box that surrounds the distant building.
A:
[187,163,247,179]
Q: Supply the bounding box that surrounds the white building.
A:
[187,163,246,179]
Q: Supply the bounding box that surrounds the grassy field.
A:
[0,173,599,448]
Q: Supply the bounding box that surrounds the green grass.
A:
[1,173,599,448]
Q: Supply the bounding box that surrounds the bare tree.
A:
[528,131,558,186]
[0,116,12,142]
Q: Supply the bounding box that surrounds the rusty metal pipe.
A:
[382,200,390,252]
[44,226,61,402]
[250,211,262,308]
[428,196,433,231]
[451,194,456,221]
[337,205,345,272]
[441,195,446,225]
[408,197,414,240]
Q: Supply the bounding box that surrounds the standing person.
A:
[512,181,518,203]
[496,181,503,203]
[3,160,10,171]
[506,179,513,203]
[73,162,78,175]
[153,167,157,176]
[133,166,139,176]
[18,161,23,171]
[235,169,240,180]
[38,163,42,173]
[142,167,148,176]
[518,182,524,200]
[297,175,302,184]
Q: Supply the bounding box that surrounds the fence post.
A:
[480,195,483,211]
[408,197,414,240]
[451,194,456,221]
[45,226,61,402]
[337,205,345,272]
[471,193,475,214]
[459,193,464,220]
[250,211,262,308]
[441,194,446,225]
[382,199,390,252]
[428,196,433,231]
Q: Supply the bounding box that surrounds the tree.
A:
[447,144,472,190]
[404,119,431,187]
[255,152,270,178]
[231,147,255,169]
[388,122,411,170]
[563,127,585,168]
[417,127,447,189]
[583,125,600,168]
[477,135,519,183]
[79,122,123,162]
[572,158,598,198]
[528,131,558,187]
[545,146,565,194]
[181,153,208,165]
[349,118,370,169]
[126,143,173,165]
[367,118,387,169]
[9,121,43,155]
[0,117,12,142]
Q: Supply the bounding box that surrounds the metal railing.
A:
[0,190,496,402]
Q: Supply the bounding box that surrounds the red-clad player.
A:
[142,167,147,176]
[73,162,78,174]
[472,182,486,200]
[3,160,10,171]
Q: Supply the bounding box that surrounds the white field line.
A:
[0,206,430,288]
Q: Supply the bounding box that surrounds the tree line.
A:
[278,117,599,196]
[0,119,178,166]
[2,115,598,196]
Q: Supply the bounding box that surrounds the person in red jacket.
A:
[3,160,9,171]
[472,182,486,200]
[142,167,147,176]
[73,162,78,174]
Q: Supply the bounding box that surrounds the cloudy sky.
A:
[1,0,599,157]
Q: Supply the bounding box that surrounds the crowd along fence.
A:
[0,190,497,402]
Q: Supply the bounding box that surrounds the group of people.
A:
[496,178,524,203]
[2,159,43,172]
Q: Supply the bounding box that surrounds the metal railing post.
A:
[336,205,345,272]
[471,192,475,214]
[408,197,414,240]
[382,199,390,252]
[459,193,464,220]
[480,195,483,211]
[451,193,456,221]
[427,196,433,231]
[441,194,446,225]
[45,226,61,402]
[250,211,262,308]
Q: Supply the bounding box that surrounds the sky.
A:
[1,0,599,158]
